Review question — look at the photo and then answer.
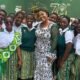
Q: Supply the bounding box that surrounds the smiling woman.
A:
[34,8,58,80]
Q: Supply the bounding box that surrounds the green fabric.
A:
[0,28,4,32]
[6,52,18,80]
[0,32,21,74]
[18,50,35,79]
[50,23,58,53]
[57,54,74,80]
[20,27,36,52]
[0,61,6,75]
[70,54,80,80]
[57,29,74,57]
[57,32,66,57]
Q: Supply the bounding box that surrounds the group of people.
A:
[0,8,80,80]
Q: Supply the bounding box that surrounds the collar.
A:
[26,24,35,31]
[59,27,69,35]
[4,28,14,34]
[13,23,23,29]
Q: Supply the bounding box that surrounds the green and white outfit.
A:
[57,27,74,80]
[70,34,80,80]
[0,30,21,80]
[19,25,36,79]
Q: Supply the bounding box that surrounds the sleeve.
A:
[65,30,74,44]
[50,24,58,52]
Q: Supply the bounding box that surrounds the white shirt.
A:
[32,21,41,27]
[13,24,23,35]
[0,30,14,48]
[74,34,80,55]
[59,27,74,44]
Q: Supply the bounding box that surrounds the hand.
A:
[58,60,64,69]
[46,56,53,63]
[17,59,22,69]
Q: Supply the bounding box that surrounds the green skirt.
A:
[0,52,18,80]
[18,50,35,79]
[57,54,74,80]
[0,70,7,80]
[70,54,80,80]
[6,52,18,80]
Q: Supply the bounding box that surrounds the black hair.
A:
[15,11,24,19]
[32,8,40,13]
[74,19,80,36]
[26,12,33,17]
[8,13,15,20]
[78,18,80,22]
[39,8,49,17]
[60,15,70,24]
[50,12,58,18]
[0,9,7,16]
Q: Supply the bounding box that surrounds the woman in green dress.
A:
[19,13,36,80]
[56,15,74,80]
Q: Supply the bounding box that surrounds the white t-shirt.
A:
[0,30,14,48]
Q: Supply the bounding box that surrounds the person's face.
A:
[60,17,69,29]
[33,12,39,21]
[15,13,23,26]
[49,14,58,22]
[0,11,6,24]
[71,19,79,27]
[76,23,80,33]
[38,11,48,22]
[27,15,34,26]
[5,17,13,32]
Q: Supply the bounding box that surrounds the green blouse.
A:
[57,32,66,57]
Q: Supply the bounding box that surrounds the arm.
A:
[16,47,22,67]
[62,30,74,62]
[47,24,58,63]
[59,30,74,68]
[62,42,72,62]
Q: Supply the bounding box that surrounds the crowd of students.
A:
[0,8,80,80]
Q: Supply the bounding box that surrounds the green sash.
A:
[0,32,21,74]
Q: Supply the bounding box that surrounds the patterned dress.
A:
[34,23,56,80]
[0,32,21,80]
[6,32,21,80]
